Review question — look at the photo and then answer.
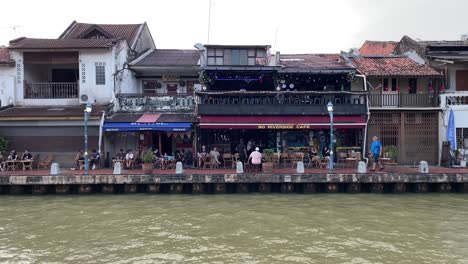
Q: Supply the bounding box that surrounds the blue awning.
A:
[103,122,191,132]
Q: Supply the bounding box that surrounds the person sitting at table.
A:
[21,149,33,160]
[125,149,134,169]
[308,146,319,165]
[153,149,163,159]
[210,146,222,166]
[322,146,331,161]
[116,149,125,160]
[175,150,185,163]
[7,150,18,161]
[197,145,208,168]
[74,149,84,168]
[89,149,100,170]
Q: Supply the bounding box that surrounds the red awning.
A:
[200,116,366,129]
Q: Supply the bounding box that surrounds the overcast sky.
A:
[1,0,467,53]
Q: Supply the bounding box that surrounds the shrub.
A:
[141,148,156,164]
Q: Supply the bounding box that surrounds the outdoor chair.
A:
[38,154,53,169]
[308,156,320,168]
[272,153,280,168]
[203,154,212,169]
[222,153,233,168]
[291,152,304,168]
[280,153,291,168]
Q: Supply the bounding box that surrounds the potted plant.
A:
[384,145,398,163]
[262,148,275,173]
[141,148,155,174]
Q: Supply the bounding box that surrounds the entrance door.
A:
[382,78,398,107]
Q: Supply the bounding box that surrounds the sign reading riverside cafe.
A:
[257,124,313,129]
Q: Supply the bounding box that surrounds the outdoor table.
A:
[345,158,357,167]
[21,160,34,171]
[5,160,20,171]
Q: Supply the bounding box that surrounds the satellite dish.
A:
[80,94,89,102]
[194,43,205,50]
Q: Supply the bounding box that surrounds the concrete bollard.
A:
[113,162,122,175]
[296,161,304,173]
[175,162,183,174]
[419,161,429,173]
[50,163,60,175]
[236,161,244,173]
[358,161,367,173]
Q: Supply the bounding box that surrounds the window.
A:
[207,48,224,65]
[383,78,389,91]
[167,84,178,95]
[95,62,106,85]
[143,80,157,94]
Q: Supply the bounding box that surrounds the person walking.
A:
[370,136,384,171]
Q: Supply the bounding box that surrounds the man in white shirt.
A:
[248,147,262,172]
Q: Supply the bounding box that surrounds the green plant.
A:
[141,148,156,164]
[384,145,398,162]
[0,136,8,154]
[262,148,275,162]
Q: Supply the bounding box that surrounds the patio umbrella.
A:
[447,108,456,150]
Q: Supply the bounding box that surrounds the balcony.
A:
[440,92,468,109]
[117,93,195,112]
[196,91,367,116]
[24,81,79,99]
[368,94,437,108]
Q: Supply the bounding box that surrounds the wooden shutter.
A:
[456,70,468,91]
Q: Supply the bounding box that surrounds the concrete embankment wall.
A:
[1,173,468,194]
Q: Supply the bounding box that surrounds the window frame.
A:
[95,62,106,85]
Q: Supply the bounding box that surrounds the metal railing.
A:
[369,94,436,107]
[24,82,78,99]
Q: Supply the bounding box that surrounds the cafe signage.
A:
[257,124,313,129]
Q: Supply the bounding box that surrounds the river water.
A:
[1,194,468,264]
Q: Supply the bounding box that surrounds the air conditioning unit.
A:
[79,93,94,104]
[194,84,202,91]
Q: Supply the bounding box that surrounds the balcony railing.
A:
[196,91,367,115]
[440,93,468,109]
[24,81,78,99]
[369,94,437,108]
[117,93,195,112]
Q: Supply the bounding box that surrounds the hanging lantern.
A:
[276,85,281,91]
[282,84,287,89]
[418,87,423,91]
[289,83,295,89]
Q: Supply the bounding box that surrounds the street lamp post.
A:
[327,101,334,173]
[84,102,92,175]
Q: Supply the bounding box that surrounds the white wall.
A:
[79,48,115,104]
[0,65,16,107]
